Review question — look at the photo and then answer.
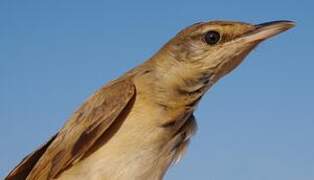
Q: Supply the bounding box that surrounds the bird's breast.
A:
[57,94,194,180]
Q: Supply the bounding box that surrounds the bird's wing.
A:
[6,79,136,180]
[5,133,58,180]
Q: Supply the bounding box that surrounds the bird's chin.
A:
[214,44,257,80]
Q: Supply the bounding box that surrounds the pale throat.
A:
[150,53,214,108]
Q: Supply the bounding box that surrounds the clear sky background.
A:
[0,0,313,179]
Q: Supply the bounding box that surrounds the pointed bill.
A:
[239,20,295,43]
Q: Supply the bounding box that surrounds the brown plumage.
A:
[6,20,294,180]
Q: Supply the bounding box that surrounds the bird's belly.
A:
[57,102,175,180]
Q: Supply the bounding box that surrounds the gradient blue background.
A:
[1,0,313,179]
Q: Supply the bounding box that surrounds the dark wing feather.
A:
[5,134,58,180]
[6,79,136,180]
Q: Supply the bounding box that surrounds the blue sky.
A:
[0,0,313,179]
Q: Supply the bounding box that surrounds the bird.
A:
[6,20,294,180]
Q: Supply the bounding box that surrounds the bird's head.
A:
[160,20,295,83]
[147,20,294,106]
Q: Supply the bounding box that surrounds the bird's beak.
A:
[239,20,295,43]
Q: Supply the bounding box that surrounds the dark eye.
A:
[204,31,220,45]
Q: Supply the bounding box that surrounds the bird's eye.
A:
[204,31,221,45]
